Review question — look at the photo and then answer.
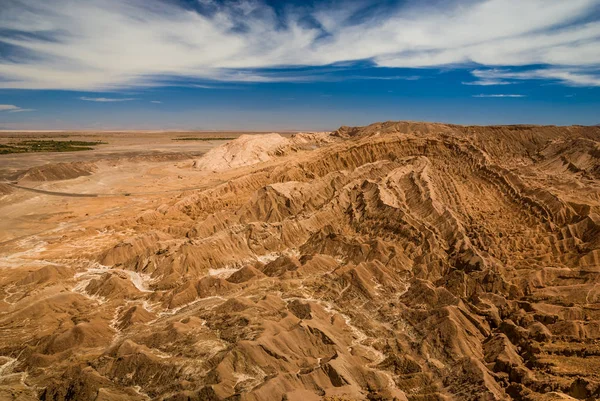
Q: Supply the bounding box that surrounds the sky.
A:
[0,0,599,130]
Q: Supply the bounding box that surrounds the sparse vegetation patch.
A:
[0,140,106,154]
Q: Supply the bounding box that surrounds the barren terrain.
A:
[1,122,600,401]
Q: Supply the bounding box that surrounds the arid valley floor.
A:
[1,122,600,401]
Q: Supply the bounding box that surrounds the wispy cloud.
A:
[0,0,598,90]
[473,94,527,98]
[350,75,421,81]
[7,108,35,113]
[462,79,512,86]
[467,68,600,87]
[0,105,20,111]
[150,100,162,104]
[80,97,136,102]
[190,84,245,89]
[0,104,35,112]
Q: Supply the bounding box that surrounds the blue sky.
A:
[1,0,599,130]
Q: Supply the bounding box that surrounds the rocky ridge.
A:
[1,122,600,401]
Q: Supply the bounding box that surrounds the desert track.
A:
[4,182,225,198]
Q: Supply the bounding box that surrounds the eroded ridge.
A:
[1,123,600,401]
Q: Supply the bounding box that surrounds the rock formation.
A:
[17,162,97,182]
[1,122,600,401]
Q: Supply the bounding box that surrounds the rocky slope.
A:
[1,122,600,401]
[17,162,97,182]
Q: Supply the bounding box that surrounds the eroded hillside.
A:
[1,122,600,401]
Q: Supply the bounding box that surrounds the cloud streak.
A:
[0,104,35,112]
[80,97,136,102]
[467,68,600,87]
[0,0,598,90]
[473,94,526,98]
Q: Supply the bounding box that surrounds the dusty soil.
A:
[0,131,258,243]
[1,123,600,401]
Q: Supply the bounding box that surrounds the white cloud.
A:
[7,108,36,113]
[473,94,526,98]
[351,75,421,81]
[191,84,238,89]
[0,104,35,112]
[462,79,512,86]
[150,100,162,104]
[0,0,598,90]
[80,97,136,102]
[0,105,19,111]
[468,68,600,87]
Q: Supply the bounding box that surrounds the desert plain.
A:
[1,122,600,401]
